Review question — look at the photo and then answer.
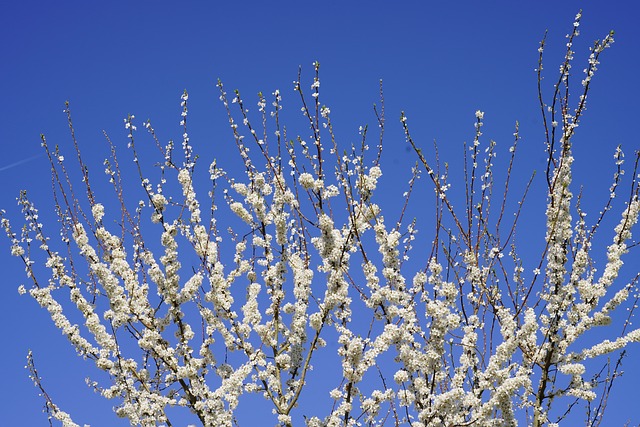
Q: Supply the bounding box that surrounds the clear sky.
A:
[1,1,639,425]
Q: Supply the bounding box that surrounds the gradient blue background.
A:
[1,1,639,425]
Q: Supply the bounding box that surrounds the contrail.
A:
[0,153,46,172]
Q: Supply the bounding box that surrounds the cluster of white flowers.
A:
[91,203,105,223]
[298,172,316,190]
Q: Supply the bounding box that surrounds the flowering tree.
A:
[2,12,639,427]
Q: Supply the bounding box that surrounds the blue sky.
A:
[1,1,639,425]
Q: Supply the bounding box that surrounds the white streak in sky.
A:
[0,153,46,172]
